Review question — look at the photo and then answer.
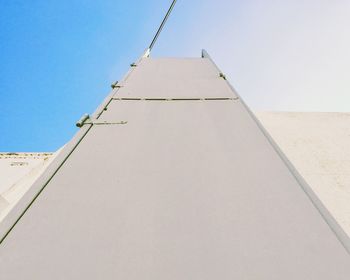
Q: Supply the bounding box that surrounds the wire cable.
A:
[148,0,178,53]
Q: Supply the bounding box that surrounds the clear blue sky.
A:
[1,0,349,151]
[0,0,179,151]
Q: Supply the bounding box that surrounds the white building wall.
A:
[257,112,350,235]
[0,152,57,222]
[1,112,350,236]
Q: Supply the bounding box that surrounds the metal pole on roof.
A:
[144,0,178,57]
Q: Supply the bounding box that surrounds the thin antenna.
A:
[145,0,178,57]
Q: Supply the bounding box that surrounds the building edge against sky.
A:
[0,51,349,279]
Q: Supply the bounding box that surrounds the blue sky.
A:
[1,0,350,151]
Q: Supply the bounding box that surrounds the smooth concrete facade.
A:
[257,112,350,236]
[0,56,349,279]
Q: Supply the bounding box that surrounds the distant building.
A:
[0,152,57,221]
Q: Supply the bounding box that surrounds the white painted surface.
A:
[257,112,350,236]
[0,112,349,239]
[0,153,56,222]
